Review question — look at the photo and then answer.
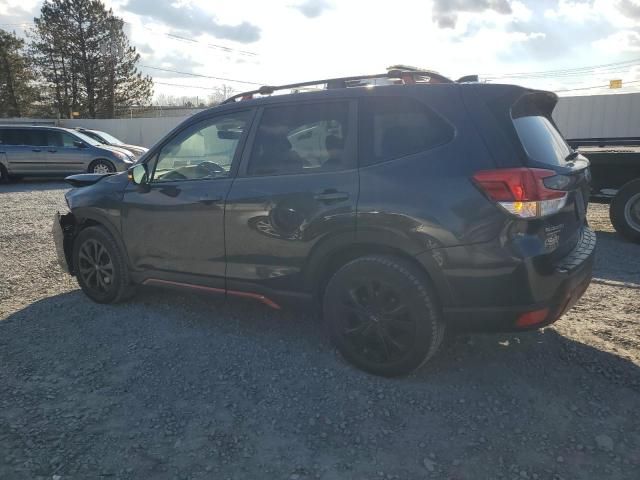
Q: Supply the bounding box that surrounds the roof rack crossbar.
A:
[222,70,455,104]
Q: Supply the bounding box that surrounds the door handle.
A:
[32,148,42,152]
[314,190,350,202]
[198,195,223,205]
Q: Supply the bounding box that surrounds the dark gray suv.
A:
[0,126,137,181]
[54,71,595,376]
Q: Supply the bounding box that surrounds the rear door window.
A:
[513,115,571,166]
[28,130,47,147]
[247,102,351,176]
[358,96,454,166]
[2,129,27,146]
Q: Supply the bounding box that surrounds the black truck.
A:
[568,138,640,243]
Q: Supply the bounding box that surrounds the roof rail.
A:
[222,70,457,104]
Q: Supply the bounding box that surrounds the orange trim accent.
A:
[143,278,225,294]
[142,278,281,310]
[227,289,281,310]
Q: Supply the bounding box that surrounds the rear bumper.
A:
[440,227,596,331]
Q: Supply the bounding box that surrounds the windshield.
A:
[93,130,124,145]
[513,115,571,166]
[72,130,101,146]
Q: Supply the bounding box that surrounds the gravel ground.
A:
[1,180,639,480]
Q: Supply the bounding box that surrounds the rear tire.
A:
[323,255,445,377]
[73,226,134,303]
[610,179,640,243]
[0,164,8,184]
[89,159,116,174]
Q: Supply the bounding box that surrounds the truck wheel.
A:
[323,255,445,377]
[0,164,8,184]
[610,179,640,243]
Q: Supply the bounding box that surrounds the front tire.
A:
[323,255,445,377]
[89,159,116,174]
[73,226,133,303]
[610,179,640,243]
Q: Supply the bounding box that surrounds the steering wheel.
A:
[198,161,226,174]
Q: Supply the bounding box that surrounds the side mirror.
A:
[73,140,87,148]
[128,163,148,185]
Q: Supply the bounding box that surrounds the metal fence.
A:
[4,92,640,147]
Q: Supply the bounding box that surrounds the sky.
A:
[2,0,640,101]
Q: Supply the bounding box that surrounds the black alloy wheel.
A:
[72,226,134,303]
[338,278,416,365]
[324,255,445,377]
[77,239,115,294]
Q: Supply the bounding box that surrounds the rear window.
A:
[0,129,27,146]
[513,115,571,166]
[358,96,454,166]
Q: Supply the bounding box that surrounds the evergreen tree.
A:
[0,29,37,117]
[31,0,153,118]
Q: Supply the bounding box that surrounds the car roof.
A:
[0,125,79,135]
[194,82,540,121]
[193,82,463,121]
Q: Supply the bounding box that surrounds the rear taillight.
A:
[472,168,568,218]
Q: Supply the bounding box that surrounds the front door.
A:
[224,100,359,296]
[121,109,254,286]
[46,130,91,174]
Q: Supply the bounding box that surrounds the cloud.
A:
[432,0,513,28]
[138,52,204,78]
[122,0,261,43]
[136,43,154,55]
[292,0,332,18]
[593,29,640,52]
[618,0,640,19]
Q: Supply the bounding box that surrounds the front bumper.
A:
[441,227,596,331]
[52,213,73,274]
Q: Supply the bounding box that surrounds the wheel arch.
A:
[87,158,116,172]
[63,209,129,274]
[305,237,453,308]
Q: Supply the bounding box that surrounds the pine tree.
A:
[0,29,37,117]
[31,0,153,118]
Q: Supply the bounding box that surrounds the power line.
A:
[483,57,640,79]
[153,81,225,91]
[555,79,640,92]
[160,30,257,57]
[0,21,263,87]
[139,65,262,85]
[0,20,258,57]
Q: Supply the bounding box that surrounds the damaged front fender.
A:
[52,212,77,275]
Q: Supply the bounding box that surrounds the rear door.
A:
[3,128,49,175]
[224,100,358,296]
